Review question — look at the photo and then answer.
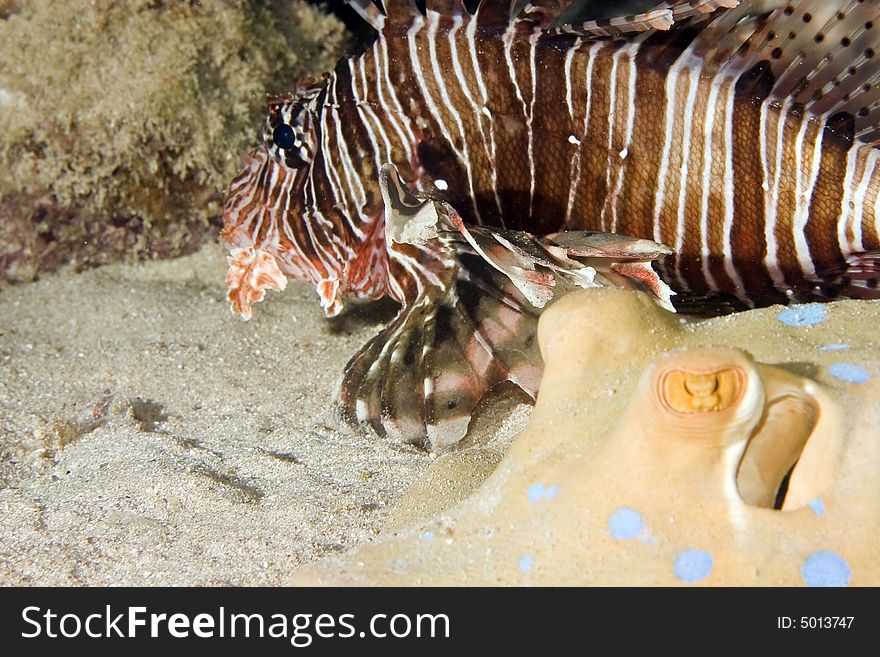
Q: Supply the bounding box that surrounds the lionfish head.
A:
[222,84,373,319]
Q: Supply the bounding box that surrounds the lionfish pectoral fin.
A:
[340,164,543,451]
[339,269,543,452]
[466,227,677,312]
[340,164,673,451]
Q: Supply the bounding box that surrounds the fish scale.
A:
[222,0,880,449]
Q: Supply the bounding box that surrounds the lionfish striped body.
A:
[222,0,880,449]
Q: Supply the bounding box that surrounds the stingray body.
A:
[221,0,880,449]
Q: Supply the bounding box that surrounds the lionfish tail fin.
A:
[340,164,673,451]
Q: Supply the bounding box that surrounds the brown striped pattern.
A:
[222,4,880,317]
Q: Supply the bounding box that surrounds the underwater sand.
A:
[3,241,878,586]
[0,241,530,585]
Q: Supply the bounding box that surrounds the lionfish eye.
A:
[272,123,297,150]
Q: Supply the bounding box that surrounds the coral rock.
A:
[0,0,347,283]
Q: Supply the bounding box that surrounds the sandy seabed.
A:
[0,241,530,585]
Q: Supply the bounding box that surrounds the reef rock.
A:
[0,0,347,283]
[290,288,880,586]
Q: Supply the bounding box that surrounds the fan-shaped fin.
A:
[692,0,880,145]
[339,164,674,450]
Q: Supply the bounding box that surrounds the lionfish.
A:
[222,0,880,450]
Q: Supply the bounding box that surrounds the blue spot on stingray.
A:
[674,549,714,583]
[777,304,825,327]
[527,483,545,502]
[608,507,644,540]
[819,343,849,351]
[527,483,559,502]
[828,362,869,384]
[808,498,825,516]
[518,554,535,573]
[419,531,434,541]
[802,551,851,587]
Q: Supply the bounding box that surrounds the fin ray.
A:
[823,251,880,300]
[340,164,674,450]
[706,0,880,146]
[344,0,386,31]
[550,0,739,37]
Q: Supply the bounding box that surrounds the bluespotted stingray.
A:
[288,290,880,586]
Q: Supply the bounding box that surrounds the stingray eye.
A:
[272,123,297,150]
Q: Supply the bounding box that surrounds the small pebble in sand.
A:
[818,343,849,351]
